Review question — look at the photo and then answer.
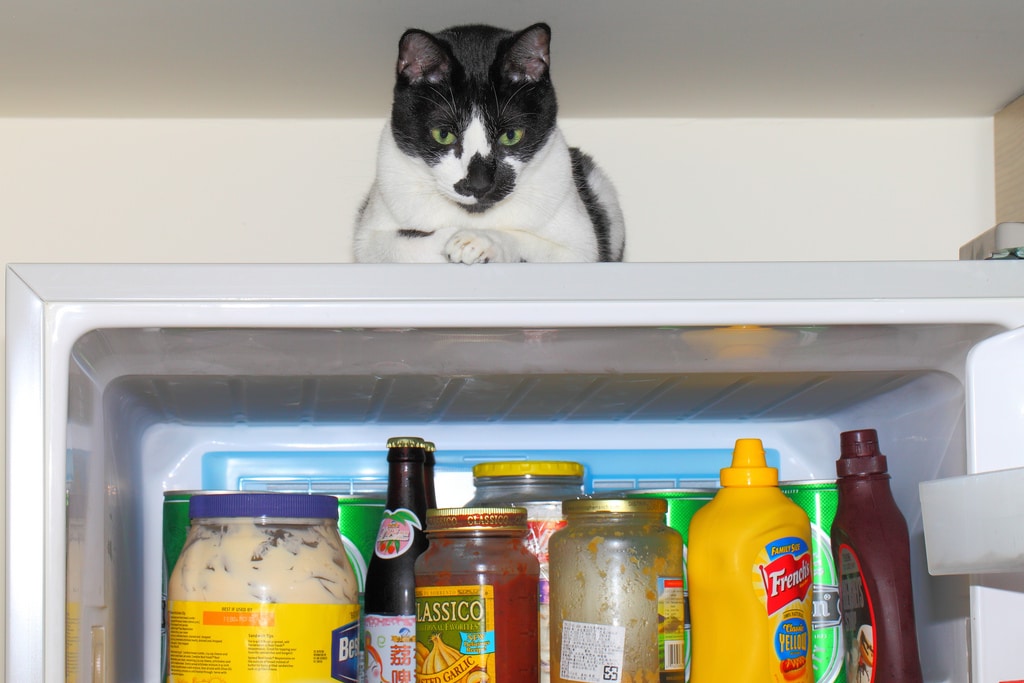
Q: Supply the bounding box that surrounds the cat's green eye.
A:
[431,128,457,145]
[499,129,525,146]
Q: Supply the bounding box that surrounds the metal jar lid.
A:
[562,497,667,516]
[472,461,584,479]
[426,507,528,532]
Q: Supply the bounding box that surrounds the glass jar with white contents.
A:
[166,493,360,683]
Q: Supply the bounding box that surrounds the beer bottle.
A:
[423,441,438,509]
[363,437,430,683]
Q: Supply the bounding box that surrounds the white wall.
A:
[0,115,997,673]
[0,118,994,266]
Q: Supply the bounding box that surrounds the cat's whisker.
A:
[414,90,454,120]
[446,84,459,120]
[424,84,458,123]
[492,84,503,121]
[505,82,534,109]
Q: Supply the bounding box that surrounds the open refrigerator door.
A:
[6,261,1024,683]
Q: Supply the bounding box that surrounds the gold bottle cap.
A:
[386,436,426,449]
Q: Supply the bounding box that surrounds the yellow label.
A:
[415,585,496,683]
[167,600,360,683]
[66,601,80,683]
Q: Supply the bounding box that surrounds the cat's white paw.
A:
[444,231,504,264]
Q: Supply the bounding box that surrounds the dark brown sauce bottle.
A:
[830,429,923,683]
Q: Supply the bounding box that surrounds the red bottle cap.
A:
[837,428,889,477]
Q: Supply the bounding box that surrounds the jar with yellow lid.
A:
[467,461,585,683]
[549,497,685,683]
[468,461,586,506]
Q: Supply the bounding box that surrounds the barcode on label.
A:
[663,641,683,670]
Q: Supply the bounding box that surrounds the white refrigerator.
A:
[6,261,1024,683]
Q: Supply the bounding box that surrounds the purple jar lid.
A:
[189,492,339,520]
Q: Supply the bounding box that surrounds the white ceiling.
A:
[3,0,1024,118]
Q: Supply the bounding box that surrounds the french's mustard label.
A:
[754,536,814,682]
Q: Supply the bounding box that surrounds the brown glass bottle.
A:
[423,440,438,509]
[363,437,430,683]
[830,429,923,683]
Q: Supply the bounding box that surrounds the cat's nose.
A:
[454,154,495,199]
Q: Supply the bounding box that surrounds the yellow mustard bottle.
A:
[688,438,814,683]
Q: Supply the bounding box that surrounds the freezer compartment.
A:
[60,322,996,683]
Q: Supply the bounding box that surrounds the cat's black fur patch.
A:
[570,148,619,262]
[397,229,436,239]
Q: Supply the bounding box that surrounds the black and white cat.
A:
[353,23,625,263]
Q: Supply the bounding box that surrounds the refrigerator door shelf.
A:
[959,221,1024,260]
[921,466,1024,575]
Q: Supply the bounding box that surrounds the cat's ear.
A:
[397,29,451,84]
[503,23,551,83]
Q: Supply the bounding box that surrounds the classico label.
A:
[415,585,497,683]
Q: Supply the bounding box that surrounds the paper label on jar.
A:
[525,518,566,569]
[657,577,687,677]
[167,600,359,683]
[527,518,564,679]
[415,585,497,683]
[558,620,626,683]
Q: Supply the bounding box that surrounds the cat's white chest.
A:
[354,124,601,263]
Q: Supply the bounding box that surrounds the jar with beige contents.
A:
[166,492,360,683]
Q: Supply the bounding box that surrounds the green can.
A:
[333,494,385,591]
[163,490,220,579]
[627,488,716,682]
[780,480,844,683]
[628,488,716,548]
